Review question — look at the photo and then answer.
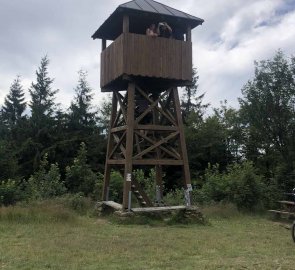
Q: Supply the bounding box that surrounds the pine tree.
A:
[65,142,97,195]
[0,108,6,139]
[2,76,26,127]
[29,56,58,129]
[181,68,209,124]
[97,95,112,134]
[68,70,96,131]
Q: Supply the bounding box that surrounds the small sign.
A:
[126,173,132,182]
[187,184,193,191]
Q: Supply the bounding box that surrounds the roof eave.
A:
[91,6,204,40]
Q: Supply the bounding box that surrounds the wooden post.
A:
[102,92,118,200]
[186,25,192,42]
[122,83,135,209]
[153,96,163,201]
[101,39,106,51]
[123,14,129,33]
[172,87,192,188]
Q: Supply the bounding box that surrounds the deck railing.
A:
[100,33,192,88]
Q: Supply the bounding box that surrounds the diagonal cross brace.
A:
[113,133,126,158]
[133,131,180,159]
[109,131,126,159]
[136,86,177,126]
[134,131,181,160]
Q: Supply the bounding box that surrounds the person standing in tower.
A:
[158,22,172,38]
[146,23,158,37]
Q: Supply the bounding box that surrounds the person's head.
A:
[159,22,167,30]
[149,23,156,31]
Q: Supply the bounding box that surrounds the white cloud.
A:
[189,0,295,108]
[0,0,295,111]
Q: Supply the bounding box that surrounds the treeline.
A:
[0,56,108,204]
[1,50,295,210]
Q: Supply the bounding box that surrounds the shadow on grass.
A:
[108,211,209,227]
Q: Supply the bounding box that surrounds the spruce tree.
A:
[181,68,209,124]
[22,56,59,174]
[68,70,96,131]
[2,76,26,127]
[29,56,58,129]
[0,108,6,139]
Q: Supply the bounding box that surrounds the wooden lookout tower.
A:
[92,0,204,210]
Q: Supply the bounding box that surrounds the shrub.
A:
[25,154,66,200]
[65,143,98,196]
[201,164,231,203]
[134,169,156,201]
[260,177,281,209]
[0,179,21,206]
[227,162,264,210]
[200,162,265,210]
[163,189,185,206]
[108,170,123,202]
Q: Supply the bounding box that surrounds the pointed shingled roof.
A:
[119,0,203,22]
[92,0,204,40]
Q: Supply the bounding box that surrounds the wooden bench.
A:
[278,201,295,206]
[268,210,295,216]
[269,200,295,220]
[132,206,186,213]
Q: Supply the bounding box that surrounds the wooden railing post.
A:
[101,39,106,51]
[186,25,191,42]
[123,15,129,33]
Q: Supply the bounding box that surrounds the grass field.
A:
[0,200,294,270]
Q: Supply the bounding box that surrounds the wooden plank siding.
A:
[100,33,192,89]
[100,34,124,88]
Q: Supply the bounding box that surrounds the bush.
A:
[199,162,265,210]
[65,142,98,196]
[134,169,156,201]
[163,189,185,206]
[201,164,231,203]
[108,170,123,202]
[260,177,281,209]
[0,179,21,206]
[25,154,66,200]
[228,162,264,210]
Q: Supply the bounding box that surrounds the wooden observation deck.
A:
[92,0,204,210]
[100,33,192,91]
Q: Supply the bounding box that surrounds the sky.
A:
[1,0,295,110]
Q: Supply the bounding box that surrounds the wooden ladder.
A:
[131,177,153,207]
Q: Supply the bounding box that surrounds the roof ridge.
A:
[150,0,201,20]
[142,0,159,13]
[120,0,203,21]
[119,0,134,7]
[134,0,143,10]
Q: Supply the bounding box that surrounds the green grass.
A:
[0,201,294,270]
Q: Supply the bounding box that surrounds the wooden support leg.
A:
[172,87,192,202]
[153,97,163,202]
[123,83,135,209]
[102,166,111,201]
[102,92,118,201]
[155,165,163,202]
